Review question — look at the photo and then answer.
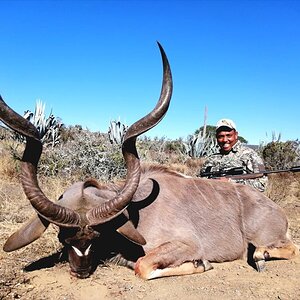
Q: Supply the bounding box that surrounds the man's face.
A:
[216,129,238,153]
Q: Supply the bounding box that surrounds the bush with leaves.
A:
[39,127,126,181]
[137,136,187,165]
[261,140,300,170]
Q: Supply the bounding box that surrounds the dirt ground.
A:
[1,175,300,300]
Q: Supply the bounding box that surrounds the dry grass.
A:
[166,158,204,176]
[265,172,300,205]
[0,143,21,181]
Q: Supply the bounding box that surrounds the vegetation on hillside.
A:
[1,100,299,184]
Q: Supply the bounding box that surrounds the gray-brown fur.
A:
[133,165,291,263]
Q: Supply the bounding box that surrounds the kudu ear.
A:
[3,214,50,252]
[117,220,146,246]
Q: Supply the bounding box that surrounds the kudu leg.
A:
[134,241,213,280]
[253,241,299,272]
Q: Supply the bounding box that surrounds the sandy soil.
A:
[1,177,300,300]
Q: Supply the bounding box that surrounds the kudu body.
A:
[1,44,298,279]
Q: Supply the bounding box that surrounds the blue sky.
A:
[1,0,299,145]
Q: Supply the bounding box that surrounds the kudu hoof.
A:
[255,259,266,272]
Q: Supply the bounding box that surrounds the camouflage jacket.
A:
[199,141,268,192]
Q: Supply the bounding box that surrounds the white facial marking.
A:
[84,244,92,256]
[72,246,83,257]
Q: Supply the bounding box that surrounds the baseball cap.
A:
[216,119,237,131]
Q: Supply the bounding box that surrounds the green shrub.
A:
[39,128,126,181]
[261,140,300,170]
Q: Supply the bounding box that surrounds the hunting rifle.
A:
[200,166,300,180]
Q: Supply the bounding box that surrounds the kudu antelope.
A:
[1,43,298,280]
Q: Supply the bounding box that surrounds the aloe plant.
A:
[23,100,63,147]
[183,106,218,158]
[108,119,128,145]
[183,130,218,158]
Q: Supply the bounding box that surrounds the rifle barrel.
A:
[226,166,300,180]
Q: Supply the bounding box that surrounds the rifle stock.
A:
[226,173,265,180]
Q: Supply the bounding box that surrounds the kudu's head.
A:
[0,42,172,278]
